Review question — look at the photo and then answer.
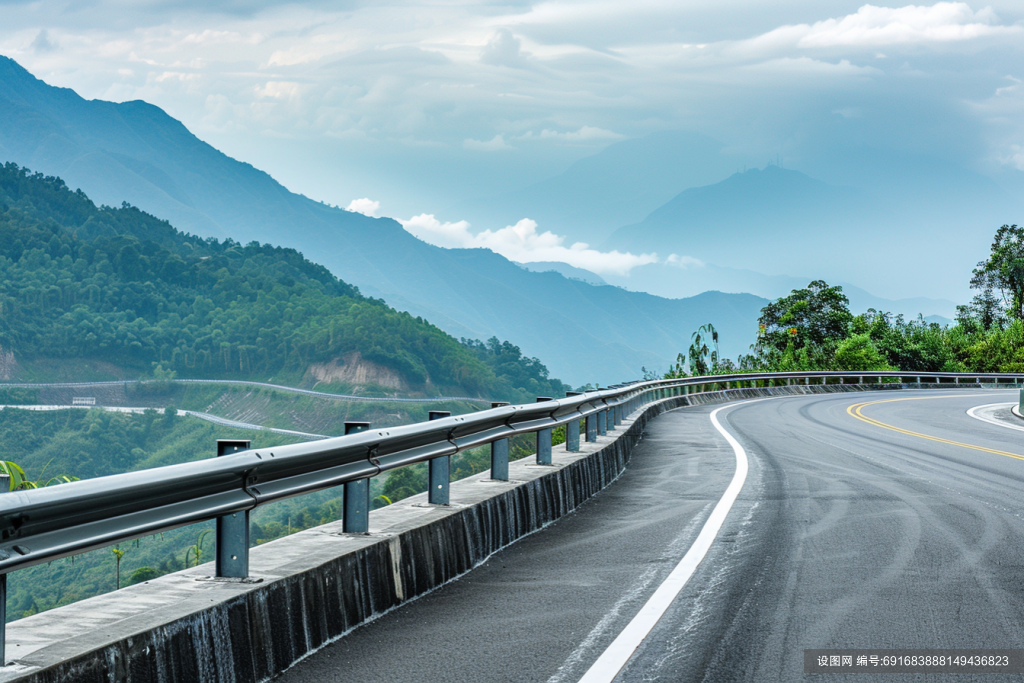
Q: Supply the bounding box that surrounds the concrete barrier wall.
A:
[0,382,925,682]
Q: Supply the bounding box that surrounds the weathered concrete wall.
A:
[0,381,952,682]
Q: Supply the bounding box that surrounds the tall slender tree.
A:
[971,224,1024,322]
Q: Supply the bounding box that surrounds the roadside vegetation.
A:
[667,224,1024,377]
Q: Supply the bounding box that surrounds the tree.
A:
[972,224,1024,321]
[126,566,159,586]
[382,464,427,503]
[750,280,853,370]
[688,324,719,376]
[833,334,892,371]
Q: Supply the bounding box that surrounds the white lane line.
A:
[546,566,661,683]
[576,402,751,683]
[966,403,1024,434]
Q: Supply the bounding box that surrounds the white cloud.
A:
[481,28,530,69]
[400,214,659,276]
[2,0,1021,225]
[517,126,624,142]
[255,81,301,100]
[30,29,56,53]
[754,3,1020,50]
[1005,145,1024,171]
[743,57,880,77]
[400,213,473,248]
[463,134,514,152]
[666,254,704,269]
[345,198,380,217]
[833,106,863,118]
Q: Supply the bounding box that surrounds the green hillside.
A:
[0,162,568,403]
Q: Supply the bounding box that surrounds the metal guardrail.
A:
[0,369,1021,656]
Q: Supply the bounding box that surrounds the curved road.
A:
[0,378,492,404]
[278,389,1024,682]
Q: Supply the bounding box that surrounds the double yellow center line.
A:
[847,396,1024,462]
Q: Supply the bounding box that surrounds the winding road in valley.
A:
[278,389,1024,682]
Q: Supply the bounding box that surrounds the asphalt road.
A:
[277,389,1024,682]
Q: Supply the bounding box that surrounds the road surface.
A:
[278,389,1024,682]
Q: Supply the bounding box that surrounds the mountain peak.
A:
[0,54,36,82]
[605,164,858,259]
[725,164,823,186]
[0,54,83,107]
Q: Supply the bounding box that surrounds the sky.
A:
[2,1,1023,289]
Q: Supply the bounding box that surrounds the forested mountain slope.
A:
[0,163,568,403]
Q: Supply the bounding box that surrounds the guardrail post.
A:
[428,411,452,504]
[606,407,615,432]
[0,472,8,663]
[343,422,372,533]
[586,411,598,442]
[535,398,553,465]
[215,439,251,579]
[489,402,510,480]
[565,393,582,452]
[597,407,607,436]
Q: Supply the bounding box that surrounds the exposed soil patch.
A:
[308,352,408,391]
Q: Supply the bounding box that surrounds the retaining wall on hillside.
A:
[0,382,943,682]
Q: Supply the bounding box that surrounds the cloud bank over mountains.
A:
[752,2,1018,49]
[0,1,1020,217]
[1,0,1022,304]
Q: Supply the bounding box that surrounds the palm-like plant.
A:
[0,459,79,491]
[688,323,720,376]
[111,546,126,589]
[184,529,212,568]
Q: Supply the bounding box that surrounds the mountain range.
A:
[450,131,740,244]
[0,56,773,386]
[605,158,1021,303]
[451,129,1022,304]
